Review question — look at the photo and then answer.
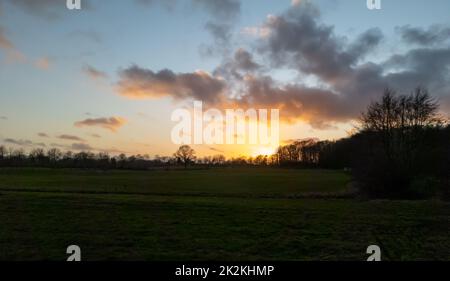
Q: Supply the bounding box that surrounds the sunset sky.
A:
[1,0,450,157]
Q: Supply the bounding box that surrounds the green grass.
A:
[0,167,350,197]
[0,167,448,261]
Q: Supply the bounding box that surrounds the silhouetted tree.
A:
[29,148,46,165]
[0,145,5,161]
[47,148,62,167]
[174,145,196,168]
[357,87,445,198]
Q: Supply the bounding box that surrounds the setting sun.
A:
[252,146,277,157]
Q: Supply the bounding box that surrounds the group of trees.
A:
[355,88,449,199]
[274,88,449,199]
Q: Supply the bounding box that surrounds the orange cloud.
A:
[0,26,26,63]
[116,65,225,104]
[0,27,14,50]
[74,117,127,132]
[34,57,51,70]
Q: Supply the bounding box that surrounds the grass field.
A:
[0,168,448,261]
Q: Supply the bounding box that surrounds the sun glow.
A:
[252,146,277,157]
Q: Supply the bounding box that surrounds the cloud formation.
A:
[196,0,241,56]
[0,26,26,62]
[398,25,450,46]
[3,138,45,147]
[245,2,449,126]
[34,57,51,70]
[58,134,85,142]
[74,117,127,132]
[83,64,108,80]
[71,143,93,151]
[116,1,450,129]
[213,48,261,82]
[117,65,225,103]
[0,27,14,50]
[259,4,383,83]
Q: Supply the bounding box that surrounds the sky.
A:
[0,0,449,158]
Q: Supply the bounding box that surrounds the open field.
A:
[0,168,448,261]
[0,168,350,198]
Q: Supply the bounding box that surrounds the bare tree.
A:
[29,148,46,164]
[357,87,446,198]
[212,154,225,165]
[362,88,441,132]
[47,148,62,165]
[174,145,196,168]
[0,145,5,160]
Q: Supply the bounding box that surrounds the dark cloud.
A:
[83,64,108,80]
[0,116,8,120]
[383,47,450,111]
[38,132,49,137]
[4,138,32,146]
[259,3,383,83]
[74,116,127,132]
[58,134,85,142]
[205,22,232,46]
[213,48,261,81]
[71,143,93,151]
[248,2,449,126]
[384,48,450,89]
[49,142,91,151]
[233,48,261,72]
[347,28,384,61]
[201,22,234,57]
[51,142,124,153]
[398,25,450,46]
[117,65,225,104]
[196,0,241,57]
[3,138,45,147]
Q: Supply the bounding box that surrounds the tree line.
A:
[0,145,271,170]
[1,87,448,199]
